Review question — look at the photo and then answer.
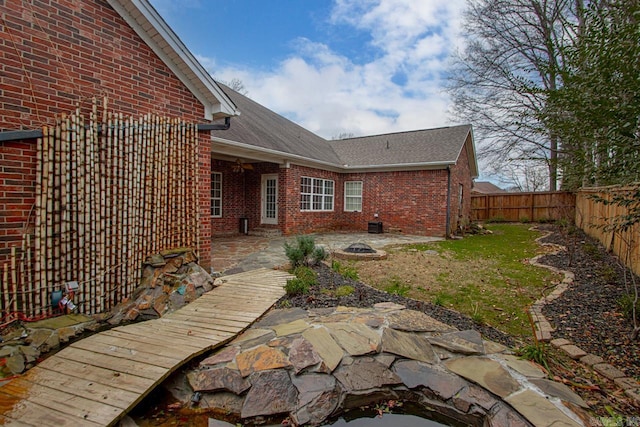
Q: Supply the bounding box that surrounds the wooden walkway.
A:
[0,268,292,427]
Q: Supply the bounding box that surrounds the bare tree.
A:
[448,0,586,191]
[496,160,549,192]
[220,78,249,96]
[331,132,356,140]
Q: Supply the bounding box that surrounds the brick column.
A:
[197,133,212,270]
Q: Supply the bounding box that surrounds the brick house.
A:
[210,85,478,238]
[1,0,477,287]
[0,0,239,271]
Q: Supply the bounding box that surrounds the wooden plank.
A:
[117,322,234,342]
[211,285,285,296]
[37,356,153,394]
[171,307,259,322]
[0,382,114,426]
[18,366,138,410]
[69,337,181,369]
[0,413,36,427]
[113,323,229,346]
[54,347,167,381]
[156,317,244,334]
[0,390,99,427]
[86,332,199,360]
[165,311,251,328]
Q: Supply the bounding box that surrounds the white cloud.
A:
[205,0,467,139]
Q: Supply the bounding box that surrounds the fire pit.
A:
[333,242,387,261]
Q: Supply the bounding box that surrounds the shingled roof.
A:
[329,125,473,169]
[211,84,342,166]
[211,84,477,175]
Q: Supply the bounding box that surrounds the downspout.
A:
[197,116,231,131]
[445,166,452,238]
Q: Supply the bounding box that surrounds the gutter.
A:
[0,118,231,143]
[445,166,452,238]
[211,136,457,172]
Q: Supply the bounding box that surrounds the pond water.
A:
[326,413,448,427]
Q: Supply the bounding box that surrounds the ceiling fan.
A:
[232,158,254,173]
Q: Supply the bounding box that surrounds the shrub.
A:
[285,278,310,296]
[335,285,355,297]
[331,260,359,280]
[293,266,317,285]
[284,236,328,268]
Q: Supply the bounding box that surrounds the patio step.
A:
[248,228,282,237]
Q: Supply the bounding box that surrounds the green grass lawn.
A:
[355,223,561,338]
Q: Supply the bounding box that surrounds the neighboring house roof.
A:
[107,0,239,121]
[211,84,478,175]
[472,181,506,193]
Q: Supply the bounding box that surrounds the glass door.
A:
[261,174,278,225]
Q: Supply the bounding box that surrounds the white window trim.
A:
[300,176,334,212]
[344,181,363,212]
[211,171,222,218]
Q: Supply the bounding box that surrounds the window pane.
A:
[210,172,222,217]
[324,195,333,210]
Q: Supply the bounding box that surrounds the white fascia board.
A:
[107,0,239,120]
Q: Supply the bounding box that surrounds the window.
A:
[300,177,334,211]
[211,172,222,217]
[344,181,362,212]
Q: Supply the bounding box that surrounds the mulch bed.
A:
[537,224,640,380]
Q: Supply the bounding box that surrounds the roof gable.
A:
[107,0,239,120]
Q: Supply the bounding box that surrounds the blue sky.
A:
[149,0,468,140]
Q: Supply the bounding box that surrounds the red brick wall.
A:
[448,136,474,233]
[279,165,451,237]
[210,161,281,235]
[0,140,37,257]
[0,0,213,267]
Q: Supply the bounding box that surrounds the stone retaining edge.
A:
[528,226,640,405]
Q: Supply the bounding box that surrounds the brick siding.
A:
[0,0,213,267]
[210,157,473,238]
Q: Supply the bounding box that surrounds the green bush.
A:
[284,236,328,268]
[331,260,359,280]
[285,278,310,296]
[293,266,317,285]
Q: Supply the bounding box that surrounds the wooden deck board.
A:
[0,269,292,427]
[18,366,140,410]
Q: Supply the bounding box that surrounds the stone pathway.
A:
[171,304,592,426]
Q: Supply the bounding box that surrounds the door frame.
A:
[260,174,278,225]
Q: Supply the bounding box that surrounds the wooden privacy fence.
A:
[1,100,199,322]
[471,191,576,222]
[576,185,640,276]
